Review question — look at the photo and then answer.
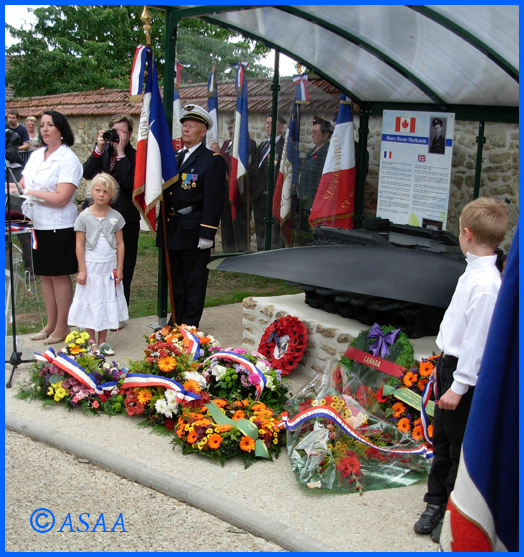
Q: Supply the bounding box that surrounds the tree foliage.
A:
[6,5,271,98]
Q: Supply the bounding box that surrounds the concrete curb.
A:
[6,412,335,553]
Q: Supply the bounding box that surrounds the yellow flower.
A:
[320,398,326,405]
[65,332,75,343]
[332,395,338,402]
[47,387,54,396]
[272,439,279,445]
[206,428,214,435]
[258,429,266,435]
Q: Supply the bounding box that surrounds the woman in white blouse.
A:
[20,110,83,344]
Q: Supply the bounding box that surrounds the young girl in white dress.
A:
[68,173,128,354]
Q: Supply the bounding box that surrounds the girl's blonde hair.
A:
[90,173,119,203]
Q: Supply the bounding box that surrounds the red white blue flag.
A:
[172,60,186,151]
[206,65,219,151]
[309,93,356,229]
[440,222,519,552]
[132,47,179,232]
[229,61,250,220]
[273,73,308,246]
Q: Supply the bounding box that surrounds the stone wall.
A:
[66,112,518,251]
[242,294,439,394]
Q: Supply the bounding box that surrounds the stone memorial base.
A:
[242,293,439,393]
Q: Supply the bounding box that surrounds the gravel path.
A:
[5,430,283,552]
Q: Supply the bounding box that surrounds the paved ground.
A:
[5,303,437,552]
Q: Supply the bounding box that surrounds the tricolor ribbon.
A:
[129,45,148,101]
[367,323,400,358]
[34,348,200,402]
[278,405,433,459]
[420,376,435,446]
[179,326,201,361]
[7,223,37,249]
[201,351,267,400]
[292,73,309,103]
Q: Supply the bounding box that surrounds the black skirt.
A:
[33,228,78,276]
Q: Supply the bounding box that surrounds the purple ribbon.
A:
[367,323,400,358]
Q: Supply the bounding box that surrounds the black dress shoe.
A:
[414,503,446,535]
[431,516,444,543]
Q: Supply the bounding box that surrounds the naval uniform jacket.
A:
[157,141,226,250]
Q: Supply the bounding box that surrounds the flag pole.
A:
[141,5,177,324]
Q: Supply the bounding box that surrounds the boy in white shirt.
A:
[414,198,509,543]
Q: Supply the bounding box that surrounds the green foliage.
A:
[6,5,271,97]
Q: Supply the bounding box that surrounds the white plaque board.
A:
[377,111,455,230]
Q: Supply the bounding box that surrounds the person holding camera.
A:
[83,114,139,313]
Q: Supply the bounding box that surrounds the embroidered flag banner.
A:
[172,60,186,151]
[309,93,356,229]
[273,73,308,246]
[133,47,179,232]
[440,222,519,552]
[229,61,251,220]
[206,66,219,151]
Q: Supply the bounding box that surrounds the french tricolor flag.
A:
[383,151,392,159]
[440,222,519,552]
[309,93,356,229]
[132,47,179,232]
[395,116,416,133]
[273,73,308,246]
[229,62,251,220]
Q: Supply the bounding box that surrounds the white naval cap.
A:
[180,104,211,129]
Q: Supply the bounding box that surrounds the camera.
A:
[103,129,120,143]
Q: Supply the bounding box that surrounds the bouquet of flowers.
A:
[339,323,436,442]
[17,343,126,415]
[283,368,431,494]
[171,398,286,467]
[197,347,290,411]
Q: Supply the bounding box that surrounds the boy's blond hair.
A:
[109,114,134,132]
[89,173,119,203]
[460,197,509,248]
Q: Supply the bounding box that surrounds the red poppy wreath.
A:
[258,316,308,375]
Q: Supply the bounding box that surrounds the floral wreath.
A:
[258,316,307,375]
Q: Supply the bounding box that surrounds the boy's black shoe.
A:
[414,503,446,535]
[431,516,444,543]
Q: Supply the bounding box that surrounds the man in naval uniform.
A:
[157,104,226,327]
[430,117,446,154]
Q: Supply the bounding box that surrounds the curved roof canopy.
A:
[157,5,519,115]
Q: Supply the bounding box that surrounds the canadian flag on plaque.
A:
[395,116,416,133]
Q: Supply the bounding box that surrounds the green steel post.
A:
[354,104,370,229]
[474,121,486,199]
[157,12,179,322]
[265,51,280,251]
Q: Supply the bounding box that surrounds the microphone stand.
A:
[5,160,34,388]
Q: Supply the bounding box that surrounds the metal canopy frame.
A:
[151,4,519,320]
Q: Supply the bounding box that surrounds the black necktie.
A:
[178,148,188,166]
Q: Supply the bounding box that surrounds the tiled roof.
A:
[5,77,341,117]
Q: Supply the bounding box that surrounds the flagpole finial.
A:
[141,5,152,46]
[296,63,303,75]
